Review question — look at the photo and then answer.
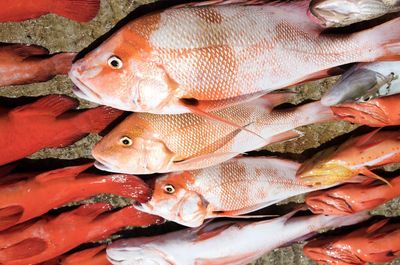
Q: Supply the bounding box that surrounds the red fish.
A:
[0,95,123,166]
[306,176,400,215]
[0,202,163,265]
[0,0,100,22]
[304,219,400,265]
[0,43,75,87]
[0,162,152,231]
[331,94,400,127]
[42,245,110,265]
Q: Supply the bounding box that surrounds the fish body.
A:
[0,95,123,166]
[322,61,400,106]
[0,163,151,231]
[0,0,100,22]
[0,203,163,265]
[332,94,400,127]
[70,1,400,113]
[107,210,370,265]
[304,219,400,264]
[309,0,400,28]
[306,176,400,215]
[92,96,333,174]
[297,130,400,186]
[0,43,75,87]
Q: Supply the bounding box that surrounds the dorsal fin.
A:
[358,167,391,187]
[355,129,382,148]
[366,219,389,234]
[35,163,93,183]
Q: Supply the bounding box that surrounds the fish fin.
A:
[355,128,382,147]
[0,238,47,261]
[35,163,93,183]
[73,106,124,134]
[358,167,391,186]
[267,129,303,144]
[259,91,295,109]
[9,95,79,120]
[366,219,389,234]
[209,201,280,218]
[292,67,343,86]
[49,52,76,75]
[13,44,49,58]
[51,0,100,22]
[173,152,239,171]
[72,202,112,218]
[62,245,106,264]
[175,0,268,8]
[194,223,237,242]
[0,206,24,231]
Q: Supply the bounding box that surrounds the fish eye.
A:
[119,136,132,146]
[163,184,175,194]
[107,56,123,69]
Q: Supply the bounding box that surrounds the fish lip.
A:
[69,73,102,102]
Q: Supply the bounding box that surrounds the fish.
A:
[331,94,400,127]
[134,156,366,227]
[69,0,400,113]
[0,0,100,22]
[0,95,123,166]
[107,209,370,265]
[308,0,400,28]
[296,130,400,187]
[43,245,110,265]
[0,202,163,265]
[0,163,152,231]
[321,61,400,106]
[304,219,400,264]
[0,43,76,87]
[92,95,334,174]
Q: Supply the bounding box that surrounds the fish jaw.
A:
[309,0,362,27]
[306,190,354,215]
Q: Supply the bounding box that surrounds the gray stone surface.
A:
[0,1,398,264]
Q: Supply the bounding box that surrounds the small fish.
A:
[331,94,400,127]
[107,209,370,265]
[0,163,151,231]
[92,95,334,174]
[0,203,163,265]
[70,0,400,113]
[309,0,400,28]
[0,0,100,22]
[0,95,123,166]
[321,61,400,106]
[306,176,400,215]
[297,130,400,187]
[304,219,400,265]
[0,43,76,87]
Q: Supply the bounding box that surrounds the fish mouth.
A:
[306,196,353,215]
[69,73,102,102]
[93,157,124,174]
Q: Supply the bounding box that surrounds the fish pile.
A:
[1,0,400,264]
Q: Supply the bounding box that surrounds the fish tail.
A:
[50,0,100,22]
[297,101,336,125]
[48,52,76,76]
[0,206,23,231]
[74,106,124,134]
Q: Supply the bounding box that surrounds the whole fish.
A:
[321,61,400,106]
[107,209,369,265]
[134,156,366,227]
[92,96,334,174]
[69,0,400,113]
[331,94,400,127]
[306,176,400,215]
[0,43,75,87]
[309,0,400,28]
[297,130,400,186]
[0,163,151,231]
[0,95,123,166]
[0,0,100,22]
[0,203,163,265]
[304,219,400,265]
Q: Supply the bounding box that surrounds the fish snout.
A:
[306,192,354,215]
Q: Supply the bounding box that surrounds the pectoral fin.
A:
[173,152,239,171]
[208,201,280,218]
[358,167,391,186]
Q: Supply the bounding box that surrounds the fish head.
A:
[135,172,208,227]
[92,115,176,174]
[297,146,355,186]
[322,68,382,106]
[69,30,175,112]
[305,188,356,215]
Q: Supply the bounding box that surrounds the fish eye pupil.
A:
[108,56,123,69]
[164,184,175,194]
[120,136,132,146]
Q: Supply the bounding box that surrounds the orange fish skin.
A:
[0,43,76,87]
[0,163,152,231]
[297,130,400,186]
[42,245,110,265]
[70,1,400,113]
[304,220,400,265]
[0,202,163,265]
[332,94,400,127]
[306,176,400,215]
[0,95,123,166]
[0,0,100,22]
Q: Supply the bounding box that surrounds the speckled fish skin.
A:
[297,130,400,187]
[304,219,400,265]
[321,61,400,106]
[92,96,334,174]
[309,0,400,28]
[69,0,400,113]
[0,43,76,87]
[107,210,370,265]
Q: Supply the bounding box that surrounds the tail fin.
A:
[0,206,23,231]
[49,52,76,76]
[75,106,124,134]
[51,0,100,22]
[297,101,336,125]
